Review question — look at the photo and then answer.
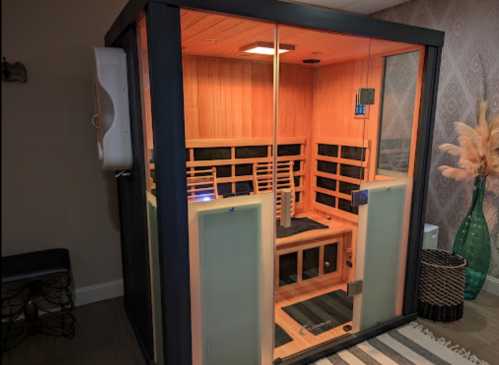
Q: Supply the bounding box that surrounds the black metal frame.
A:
[112,26,155,362]
[106,1,444,364]
[106,0,444,47]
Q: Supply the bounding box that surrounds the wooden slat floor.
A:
[419,291,499,365]
[2,298,146,365]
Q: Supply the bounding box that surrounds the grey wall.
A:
[1,0,128,289]
[376,0,499,278]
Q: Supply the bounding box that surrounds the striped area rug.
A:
[312,322,489,365]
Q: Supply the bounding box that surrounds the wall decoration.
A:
[1,57,27,83]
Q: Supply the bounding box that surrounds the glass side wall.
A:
[179,10,277,365]
[377,50,421,176]
[137,14,164,365]
[370,43,424,317]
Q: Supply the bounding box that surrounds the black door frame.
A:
[106,1,444,364]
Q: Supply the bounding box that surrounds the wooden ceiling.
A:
[180,9,417,66]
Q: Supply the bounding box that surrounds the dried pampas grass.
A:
[439,100,499,181]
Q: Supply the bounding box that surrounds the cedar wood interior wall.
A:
[181,54,383,211]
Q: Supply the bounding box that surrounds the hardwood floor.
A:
[2,298,146,365]
[419,291,499,365]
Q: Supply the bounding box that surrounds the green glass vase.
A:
[452,175,491,300]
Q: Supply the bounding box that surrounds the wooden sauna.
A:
[162,8,426,360]
[108,1,443,364]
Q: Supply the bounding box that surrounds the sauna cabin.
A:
[107,1,443,364]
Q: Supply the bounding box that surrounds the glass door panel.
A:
[179,9,277,365]
[273,23,425,360]
[274,24,371,360]
[353,41,425,330]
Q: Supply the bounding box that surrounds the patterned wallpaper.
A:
[376,0,499,278]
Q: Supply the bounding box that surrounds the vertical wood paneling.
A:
[182,55,313,140]
[250,61,273,137]
[279,64,314,137]
[182,56,200,139]
[311,57,384,179]
[182,55,387,216]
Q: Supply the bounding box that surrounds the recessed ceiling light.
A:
[240,42,295,55]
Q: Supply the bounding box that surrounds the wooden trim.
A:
[181,139,307,208]
[314,137,369,148]
[314,187,351,202]
[186,137,306,148]
[186,166,218,201]
[314,203,359,224]
[315,155,368,168]
[315,171,364,185]
[276,235,345,298]
[254,160,296,218]
[185,155,304,168]
[377,45,425,59]
[309,139,370,223]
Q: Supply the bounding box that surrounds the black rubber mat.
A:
[275,323,293,348]
[282,290,353,336]
[276,217,328,238]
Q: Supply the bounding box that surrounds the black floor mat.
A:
[275,323,293,347]
[282,290,353,336]
[276,217,328,238]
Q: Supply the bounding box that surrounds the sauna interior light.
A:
[241,42,295,55]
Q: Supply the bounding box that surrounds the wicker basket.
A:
[418,249,466,322]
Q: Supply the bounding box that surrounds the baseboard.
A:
[483,275,499,297]
[74,279,124,307]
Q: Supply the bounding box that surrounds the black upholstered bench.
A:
[1,248,75,351]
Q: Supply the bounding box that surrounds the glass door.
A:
[179,9,277,365]
[353,43,424,331]
[273,25,371,360]
[272,24,425,360]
